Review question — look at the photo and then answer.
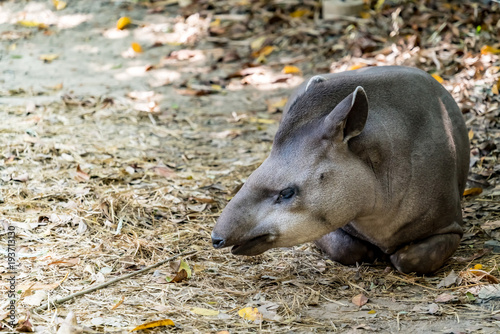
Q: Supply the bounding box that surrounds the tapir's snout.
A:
[211,232,226,249]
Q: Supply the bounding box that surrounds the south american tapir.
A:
[211,66,469,275]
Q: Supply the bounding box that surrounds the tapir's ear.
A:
[322,86,368,143]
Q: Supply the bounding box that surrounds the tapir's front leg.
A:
[390,233,461,275]
[315,228,385,265]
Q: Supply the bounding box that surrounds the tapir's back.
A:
[282,66,469,250]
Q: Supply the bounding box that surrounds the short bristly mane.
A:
[274,79,352,148]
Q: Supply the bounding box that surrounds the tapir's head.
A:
[212,79,376,256]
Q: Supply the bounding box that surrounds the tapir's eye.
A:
[278,187,295,201]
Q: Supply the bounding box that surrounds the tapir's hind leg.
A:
[314,228,384,265]
[390,233,461,275]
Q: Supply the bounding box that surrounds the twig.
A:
[34,250,197,312]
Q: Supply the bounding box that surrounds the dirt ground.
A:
[1,0,500,333]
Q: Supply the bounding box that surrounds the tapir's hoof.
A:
[390,233,461,275]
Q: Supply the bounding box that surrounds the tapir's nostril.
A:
[211,234,226,249]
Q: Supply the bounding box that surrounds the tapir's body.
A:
[212,66,469,274]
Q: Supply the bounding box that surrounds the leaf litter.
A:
[1,0,500,333]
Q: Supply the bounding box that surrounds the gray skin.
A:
[211,66,469,275]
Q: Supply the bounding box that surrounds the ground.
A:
[1,0,500,333]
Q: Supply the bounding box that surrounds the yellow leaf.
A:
[131,42,143,53]
[481,45,500,55]
[290,9,311,18]
[375,0,385,11]
[211,84,223,91]
[238,307,262,321]
[360,12,371,19]
[116,17,131,30]
[179,260,192,278]
[368,310,376,314]
[282,65,301,74]
[190,307,219,316]
[431,73,444,84]
[474,264,483,270]
[52,0,67,10]
[250,36,267,50]
[349,64,367,71]
[130,319,175,331]
[39,54,59,62]
[468,129,474,140]
[17,20,47,29]
[210,18,221,27]
[252,45,274,58]
[493,83,499,95]
[463,187,482,196]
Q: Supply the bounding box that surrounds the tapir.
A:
[212,66,469,274]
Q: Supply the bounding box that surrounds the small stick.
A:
[34,250,197,312]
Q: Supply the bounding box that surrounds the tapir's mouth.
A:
[231,234,273,256]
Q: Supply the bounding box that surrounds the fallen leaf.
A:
[52,0,67,10]
[468,269,499,283]
[437,270,458,288]
[349,64,367,71]
[179,260,192,278]
[130,319,174,331]
[367,310,376,314]
[17,20,48,29]
[131,42,142,53]
[39,54,59,63]
[290,9,311,18]
[250,36,266,50]
[111,296,125,310]
[75,165,90,182]
[352,294,368,307]
[266,97,288,113]
[167,269,188,283]
[190,307,219,316]
[468,129,474,140]
[116,17,131,30]
[481,45,500,55]
[48,258,80,267]
[428,303,439,314]
[152,166,176,178]
[493,83,499,95]
[16,314,33,332]
[13,173,29,182]
[431,73,444,84]
[434,293,456,303]
[252,45,274,58]
[474,264,483,270]
[282,65,301,74]
[238,307,263,321]
[463,187,482,196]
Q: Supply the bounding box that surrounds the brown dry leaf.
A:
[13,173,29,182]
[352,294,368,307]
[217,331,230,334]
[116,17,131,30]
[468,269,499,284]
[48,258,80,267]
[167,269,188,283]
[463,187,483,196]
[176,88,212,96]
[131,42,143,53]
[16,314,33,332]
[75,165,90,182]
[111,296,125,310]
[130,319,175,331]
[282,65,301,74]
[481,45,500,55]
[250,36,266,50]
[238,307,263,321]
[431,73,444,84]
[19,281,61,291]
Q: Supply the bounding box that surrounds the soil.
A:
[1,0,500,333]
